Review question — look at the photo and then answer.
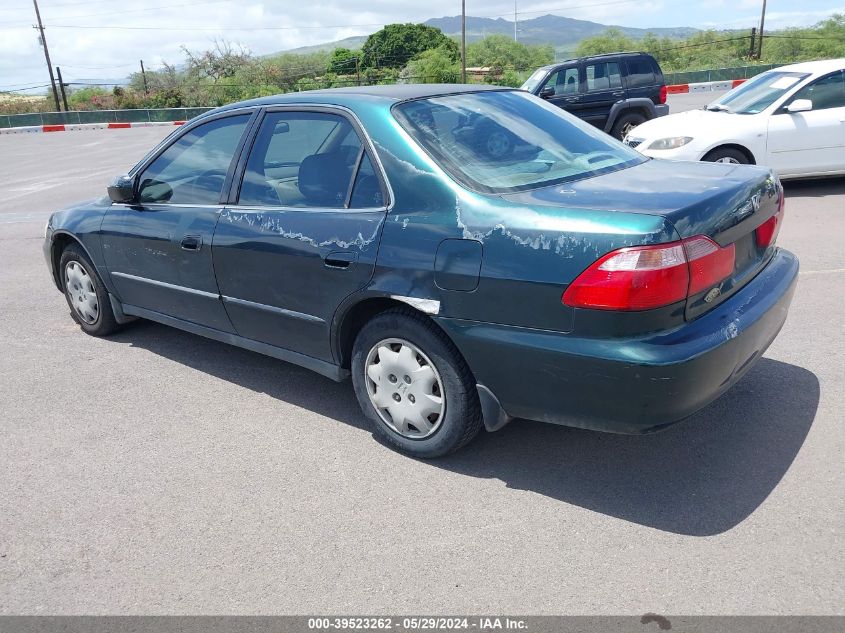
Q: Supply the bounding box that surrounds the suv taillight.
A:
[562,235,736,311]
[659,84,668,105]
[756,186,785,248]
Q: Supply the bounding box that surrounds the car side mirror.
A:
[787,99,813,113]
[107,175,135,203]
[539,85,555,99]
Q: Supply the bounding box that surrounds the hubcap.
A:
[64,261,99,324]
[715,156,741,164]
[621,122,638,137]
[364,338,445,439]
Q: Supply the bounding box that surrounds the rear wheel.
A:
[59,244,120,337]
[351,308,482,458]
[702,147,750,164]
[610,111,647,140]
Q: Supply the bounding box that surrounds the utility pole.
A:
[55,66,69,111]
[757,0,767,59]
[749,27,757,60]
[355,56,361,86]
[461,0,467,83]
[32,0,61,111]
[140,59,149,94]
[514,1,518,42]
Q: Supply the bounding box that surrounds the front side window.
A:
[138,114,250,205]
[239,111,377,208]
[586,62,622,92]
[394,90,644,194]
[789,71,845,111]
[543,67,580,96]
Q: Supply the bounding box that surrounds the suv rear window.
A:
[626,58,655,88]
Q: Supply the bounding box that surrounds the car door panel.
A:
[580,61,624,128]
[211,109,389,363]
[541,65,584,118]
[101,112,253,331]
[766,71,845,176]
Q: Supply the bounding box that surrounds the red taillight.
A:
[659,84,668,105]
[562,235,736,311]
[756,187,785,248]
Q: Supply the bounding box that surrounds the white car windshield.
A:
[707,71,810,114]
[394,90,644,194]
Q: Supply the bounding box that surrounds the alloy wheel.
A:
[64,261,99,324]
[364,338,446,439]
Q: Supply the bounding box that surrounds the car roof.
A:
[772,58,845,75]
[537,51,653,71]
[215,83,509,112]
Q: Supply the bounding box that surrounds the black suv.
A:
[521,52,669,139]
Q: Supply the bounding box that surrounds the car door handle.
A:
[565,96,580,102]
[324,251,357,269]
[612,91,625,97]
[180,235,202,251]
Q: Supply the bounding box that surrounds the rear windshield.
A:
[393,90,645,194]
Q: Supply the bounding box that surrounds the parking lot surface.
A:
[0,93,843,614]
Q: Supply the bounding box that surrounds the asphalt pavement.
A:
[0,92,842,614]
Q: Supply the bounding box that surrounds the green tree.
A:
[361,23,458,69]
[327,48,359,75]
[400,45,460,83]
[575,28,637,56]
[467,34,554,72]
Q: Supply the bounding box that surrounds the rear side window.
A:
[626,58,656,89]
[585,62,622,91]
[239,111,382,208]
[137,114,250,205]
[789,70,845,111]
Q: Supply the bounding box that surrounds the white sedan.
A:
[625,58,845,179]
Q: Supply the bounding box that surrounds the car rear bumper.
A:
[437,248,799,434]
[654,103,670,117]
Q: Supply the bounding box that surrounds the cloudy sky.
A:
[1,0,843,93]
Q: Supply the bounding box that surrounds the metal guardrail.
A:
[663,64,778,86]
[0,107,214,129]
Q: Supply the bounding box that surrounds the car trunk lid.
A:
[502,159,783,320]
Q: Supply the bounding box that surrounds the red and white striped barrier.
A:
[666,78,746,94]
[0,120,186,135]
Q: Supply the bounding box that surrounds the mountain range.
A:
[280,14,700,57]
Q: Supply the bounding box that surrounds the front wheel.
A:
[610,111,647,140]
[702,147,750,165]
[351,308,482,458]
[59,244,121,337]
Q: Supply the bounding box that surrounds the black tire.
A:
[702,146,751,165]
[59,243,121,337]
[351,307,483,458]
[610,111,647,140]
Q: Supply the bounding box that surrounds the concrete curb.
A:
[0,120,185,135]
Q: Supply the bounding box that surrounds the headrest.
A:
[298,154,351,207]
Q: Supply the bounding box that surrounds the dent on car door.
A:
[101,112,253,331]
[767,70,845,175]
[212,109,389,362]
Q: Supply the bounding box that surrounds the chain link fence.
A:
[0,107,213,129]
